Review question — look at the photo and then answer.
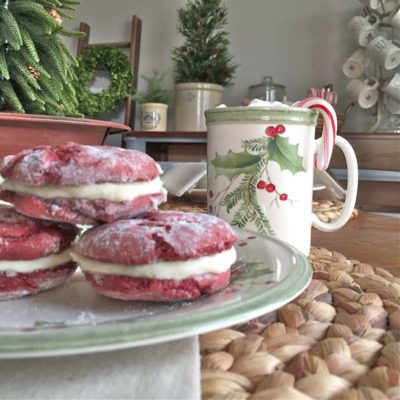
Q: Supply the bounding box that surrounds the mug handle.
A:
[312,135,359,232]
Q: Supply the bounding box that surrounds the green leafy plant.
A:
[0,0,83,116]
[132,70,173,105]
[73,45,132,118]
[171,0,238,86]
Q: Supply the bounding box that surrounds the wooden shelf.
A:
[124,131,207,139]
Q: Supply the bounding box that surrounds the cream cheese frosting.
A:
[71,247,237,280]
[0,177,165,202]
[0,249,72,273]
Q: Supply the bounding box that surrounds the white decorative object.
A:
[366,36,400,70]
[141,103,168,131]
[174,82,223,131]
[348,15,380,47]
[345,77,380,108]
[343,0,400,132]
[343,48,371,78]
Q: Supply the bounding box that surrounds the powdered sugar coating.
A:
[0,191,167,225]
[84,270,230,301]
[75,211,237,264]
[0,205,78,260]
[0,142,160,185]
[0,261,77,300]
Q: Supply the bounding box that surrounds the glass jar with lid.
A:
[248,76,287,102]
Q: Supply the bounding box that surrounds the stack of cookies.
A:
[0,142,237,302]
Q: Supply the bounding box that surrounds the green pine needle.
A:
[13,71,37,101]
[19,26,40,63]
[0,48,10,80]
[9,2,59,32]
[0,79,25,112]
[0,7,23,50]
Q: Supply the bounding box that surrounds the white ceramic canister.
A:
[174,82,223,131]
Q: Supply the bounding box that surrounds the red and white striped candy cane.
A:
[293,97,337,171]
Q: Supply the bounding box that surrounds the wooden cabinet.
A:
[330,132,399,212]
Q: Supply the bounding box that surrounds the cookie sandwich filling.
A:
[0,249,72,273]
[71,247,237,280]
[0,177,166,202]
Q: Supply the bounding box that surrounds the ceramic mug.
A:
[389,6,400,30]
[205,101,358,256]
[345,77,379,108]
[357,0,385,10]
[366,36,400,70]
[348,15,379,47]
[383,73,400,102]
[342,49,371,78]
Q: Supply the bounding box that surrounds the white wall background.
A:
[63,0,395,139]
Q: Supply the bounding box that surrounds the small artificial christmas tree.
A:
[171,0,237,86]
[0,0,82,116]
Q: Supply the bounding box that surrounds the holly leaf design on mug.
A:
[211,149,261,181]
[267,135,305,174]
[209,124,305,238]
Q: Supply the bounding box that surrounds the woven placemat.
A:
[200,247,400,400]
[161,199,398,399]
[162,198,359,223]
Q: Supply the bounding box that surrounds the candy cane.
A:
[293,97,338,170]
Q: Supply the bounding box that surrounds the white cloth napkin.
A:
[0,337,200,400]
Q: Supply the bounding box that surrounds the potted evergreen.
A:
[133,70,173,131]
[0,0,130,160]
[171,0,238,131]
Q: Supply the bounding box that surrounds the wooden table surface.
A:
[312,212,400,277]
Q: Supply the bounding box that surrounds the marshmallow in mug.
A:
[348,15,379,47]
[345,77,379,109]
[367,36,400,70]
[343,48,371,78]
[383,73,400,103]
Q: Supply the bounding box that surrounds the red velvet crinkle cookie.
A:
[0,205,79,300]
[71,211,237,302]
[0,142,167,224]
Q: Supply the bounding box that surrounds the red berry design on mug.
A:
[279,193,288,201]
[276,124,286,134]
[265,126,276,137]
[266,183,275,193]
[257,180,267,190]
[209,190,213,198]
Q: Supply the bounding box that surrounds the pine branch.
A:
[8,55,41,90]
[0,6,23,50]
[0,79,25,112]
[12,71,37,101]
[0,47,10,80]
[38,74,60,101]
[53,26,85,37]
[8,2,59,32]
[36,41,66,78]
[19,26,40,63]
